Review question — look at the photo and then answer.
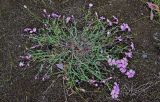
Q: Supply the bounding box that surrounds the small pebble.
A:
[142,53,148,59]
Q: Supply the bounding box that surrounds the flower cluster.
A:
[107,57,135,78]
[42,9,75,24]
[43,9,61,19]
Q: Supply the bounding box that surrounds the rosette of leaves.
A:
[24,7,134,91]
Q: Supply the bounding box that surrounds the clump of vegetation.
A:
[147,1,160,20]
[153,0,160,6]
[153,0,160,17]
[19,3,136,100]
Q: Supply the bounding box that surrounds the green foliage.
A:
[152,0,160,5]
[152,0,160,19]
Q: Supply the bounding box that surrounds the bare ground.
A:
[0,0,160,102]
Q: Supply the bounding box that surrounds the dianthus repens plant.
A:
[20,3,136,100]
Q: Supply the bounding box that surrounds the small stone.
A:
[24,5,27,8]
[141,13,144,15]
[142,53,148,59]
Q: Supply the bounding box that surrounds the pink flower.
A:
[107,16,118,26]
[121,59,128,67]
[25,54,32,60]
[112,59,116,65]
[125,69,135,78]
[120,23,131,32]
[47,14,51,18]
[88,79,96,84]
[130,42,135,50]
[71,15,75,20]
[66,15,75,24]
[115,58,128,69]
[107,19,113,26]
[24,28,31,32]
[19,62,24,67]
[123,57,128,62]
[117,64,125,69]
[116,36,123,41]
[112,16,118,24]
[115,60,121,64]
[119,67,127,73]
[111,82,120,99]
[108,58,112,66]
[100,16,106,20]
[51,13,60,18]
[56,63,64,70]
[87,79,100,87]
[32,28,37,33]
[30,45,41,49]
[125,51,132,58]
[24,28,37,33]
[108,58,116,66]
[20,54,31,61]
[66,17,71,23]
